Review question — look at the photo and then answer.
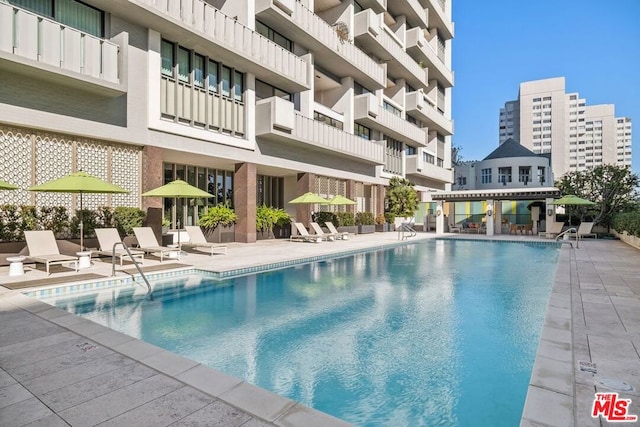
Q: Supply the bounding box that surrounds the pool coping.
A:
[4,236,570,426]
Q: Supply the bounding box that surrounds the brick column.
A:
[376,184,386,216]
[345,179,357,215]
[141,146,164,210]
[234,162,257,243]
[296,172,315,226]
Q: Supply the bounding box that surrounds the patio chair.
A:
[290,222,323,243]
[509,223,519,235]
[24,230,78,275]
[568,222,597,240]
[538,221,564,239]
[181,226,228,255]
[132,227,181,261]
[325,222,352,239]
[95,228,145,265]
[309,222,340,241]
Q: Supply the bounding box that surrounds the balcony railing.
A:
[406,155,453,183]
[0,2,120,85]
[405,27,453,88]
[139,0,308,90]
[255,97,384,164]
[354,93,426,145]
[405,91,453,136]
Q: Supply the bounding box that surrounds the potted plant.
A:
[256,205,291,239]
[199,203,237,243]
[356,212,375,234]
[335,212,357,235]
[375,213,390,232]
[162,216,171,234]
[386,176,419,227]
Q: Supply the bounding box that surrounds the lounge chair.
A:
[568,222,597,240]
[290,222,323,243]
[181,226,227,255]
[132,227,181,261]
[539,221,564,239]
[95,228,145,265]
[325,222,352,239]
[309,222,340,241]
[24,230,78,275]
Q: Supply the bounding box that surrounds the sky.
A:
[451,0,640,174]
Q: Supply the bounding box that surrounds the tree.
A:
[386,176,419,218]
[451,143,464,166]
[555,165,639,228]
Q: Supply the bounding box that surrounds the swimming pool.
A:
[41,240,559,426]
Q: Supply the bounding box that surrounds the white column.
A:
[435,201,445,234]
[545,198,555,231]
[486,199,494,236]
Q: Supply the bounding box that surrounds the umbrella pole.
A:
[79,193,84,251]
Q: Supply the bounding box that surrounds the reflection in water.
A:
[50,241,558,427]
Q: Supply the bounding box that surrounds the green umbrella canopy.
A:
[141,179,212,198]
[549,195,596,205]
[0,180,18,190]
[27,171,128,194]
[288,192,329,204]
[325,195,356,205]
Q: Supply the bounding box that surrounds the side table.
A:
[76,251,92,269]
[7,256,26,276]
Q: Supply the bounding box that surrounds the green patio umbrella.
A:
[0,180,18,190]
[288,192,329,204]
[549,195,596,242]
[141,179,212,198]
[28,171,129,250]
[325,195,356,205]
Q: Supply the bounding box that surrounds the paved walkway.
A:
[1,233,639,426]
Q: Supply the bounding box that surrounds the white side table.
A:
[7,256,26,276]
[76,251,92,269]
[166,244,180,259]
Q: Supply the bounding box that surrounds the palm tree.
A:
[386,177,419,218]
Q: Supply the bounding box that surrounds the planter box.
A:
[357,224,375,234]
[375,223,391,232]
[337,225,357,235]
[257,224,291,240]
[203,225,235,243]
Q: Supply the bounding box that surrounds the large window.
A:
[519,166,531,184]
[355,123,371,140]
[498,167,512,184]
[256,79,292,101]
[481,168,492,184]
[314,111,343,130]
[257,175,284,208]
[256,21,293,52]
[8,0,104,37]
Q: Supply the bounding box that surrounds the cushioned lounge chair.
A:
[568,222,597,240]
[24,230,78,275]
[290,222,323,242]
[309,222,340,241]
[133,227,181,261]
[325,222,352,239]
[95,228,145,265]
[539,221,564,239]
[181,226,227,255]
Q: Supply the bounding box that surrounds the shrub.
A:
[200,203,237,230]
[70,209,99,238]
[375,214,386,225]
[38,206,70,238]
[384,212,395,224]
[113,207,145,236]
[334,212,355,226]
[356,212,375,226]
[612,211,640,237]
[315,211,336,225]
[97,206,115,228]
[0,204,21,241]
[256,205,290,235]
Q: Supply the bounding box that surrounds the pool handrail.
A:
[111,241,153,297]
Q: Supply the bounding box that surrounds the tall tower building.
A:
[499,77,632,177]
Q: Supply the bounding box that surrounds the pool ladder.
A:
[556,227,578,248]
[398,222,417,240]
[110,242,153,297]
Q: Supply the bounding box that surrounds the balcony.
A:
[255,0,386,90]
[353,10,427,90]
[0,2,125,96]
[354,0,387,14]
[405,90,453,136]
[106,0,309,93]
[424,0,454,39]
[255,97,385,165]
[354,93,426,146]
[386,0,428,29]
[405,27,453,88]
[406,155,453,184]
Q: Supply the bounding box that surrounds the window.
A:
[256,21,293,52]
[423,152,435,164]
[161,40,174,77]
[221,66,231,97]
[533,97,541,102]
[481,168,492,184]
[8,0,104,37]
[437,158,443,167]
[383,101,402,117]
[406,146,417,155]
[177,47,190,83]
[457,176,467,186]
[314,111,343,130]
[498,167,512,184]
[384,138,402,175]
[234,71,244,102]
[208,60,218,93]
[257,175,284,208]
[355,123,371,140]
[354,82,371,95]
[519,166,531,184]
[255,79,291,101]
[194,54,204,88]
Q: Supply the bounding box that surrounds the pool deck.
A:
[0,232,639,426]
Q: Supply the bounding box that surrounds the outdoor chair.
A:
[568,222,597,240]
[509,223,519,235]
[95,228,145,265]
[539,221,564,239]
[132,227,181,261]
[325,222,352,239]
[24,230,78,275]
[309,222,340,241]
[290,222,323,243]
[181,226,228,255]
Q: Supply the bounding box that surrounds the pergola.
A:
[428,187,561,236]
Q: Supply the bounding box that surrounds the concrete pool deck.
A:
[0,232,638,426]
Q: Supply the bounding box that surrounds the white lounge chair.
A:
[95,228,145,265]
[291,222,323,243]
[309,222,340,241]
[132,227,181,261]
[325,222,352,239]
[24,230,78,275]
[539,221,564,239]
[181,226,227,255]
[569,222,597,240]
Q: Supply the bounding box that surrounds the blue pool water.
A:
[49,240,559,426]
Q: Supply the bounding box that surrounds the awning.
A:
[429,187,560,202]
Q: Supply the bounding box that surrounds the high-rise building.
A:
[499,77,632,177]
[0,0,454,242]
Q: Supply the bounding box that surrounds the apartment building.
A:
[499,77,632,177]
[0,0,454,242]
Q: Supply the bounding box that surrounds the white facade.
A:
[499,77,632,177]
[0,0,455,240]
